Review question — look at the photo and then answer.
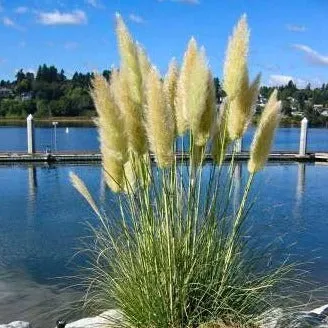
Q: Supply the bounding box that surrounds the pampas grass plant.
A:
[71,14,299,328]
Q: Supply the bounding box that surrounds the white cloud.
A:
[292,44,328,66]
[2,16,24,30]
[269,74,294,86]
[158,0,200,4]
[3,17,15,27]
[286,24,307,32]
[15,7,29,14]
[129,14,145,24]
[85,0,103,8]
[64,41,79,50]
[37,10,87,25]
[269,74,311,88]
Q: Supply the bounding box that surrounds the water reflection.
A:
[1,162,328,326]
[27,166,37,206]
[296,163,306,200]
[293,163,306,221]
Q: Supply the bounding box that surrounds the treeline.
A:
[1,65,328,125]
[260,81,328,125]
[0,65,110,118]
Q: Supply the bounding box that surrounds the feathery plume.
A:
[163,58,179,134]
[195,70,216,146]
[175,37,198,135]
[212,101,231,165]
[186,47,210,139]
[248,90,281,173]
[91,74,127,191]
[137,43,152,89]
[146,66,175,167]
[70,172,101,218]
[223,14,250,101]
[227,70,261,140]
[111,68,148,155]
[116,14,148,155]
[116,13,143,105]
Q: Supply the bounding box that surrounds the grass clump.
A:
[70,13,298,328]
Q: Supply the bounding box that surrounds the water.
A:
[0,125,328,325]
[0,126,328,152]
[0,162,328,326]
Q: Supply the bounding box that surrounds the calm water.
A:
[0,126,328,152]
[0,162,328,326]
[0,125,328,326]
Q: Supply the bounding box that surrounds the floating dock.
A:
[0,151,327,164]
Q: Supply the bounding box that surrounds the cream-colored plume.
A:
[227,70,261,140]
[186,47,210,139]
[91,74,127,191]
[211,101,231,165]
[116,13,143,105]
[137,43,152,89]
[146,66,175,167]
[175,37,198,135]
[223,14,250,101]
[70,172,101,217]
[110,68,148,155]
[163,58,179,134]
[195,70,216,146]
[116,14,148,155]
[248,90,281,173]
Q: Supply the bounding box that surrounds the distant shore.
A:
[0,116,328,128]
[0,116,95,127]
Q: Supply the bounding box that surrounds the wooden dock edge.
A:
[0,152,327,164]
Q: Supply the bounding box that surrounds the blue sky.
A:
[1,0,328,87]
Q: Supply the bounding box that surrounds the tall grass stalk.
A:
[71,14,300,328]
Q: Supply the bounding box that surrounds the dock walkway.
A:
[0,151,327,164]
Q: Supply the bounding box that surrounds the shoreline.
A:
[0,117,328,128]
[0,117,95,127]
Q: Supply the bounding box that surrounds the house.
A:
[291,111,304,118]
[320,109,328,117]
[258,94,267,105]
[313,104,324,113]
[21,92,33,101]
[0,87,13,98]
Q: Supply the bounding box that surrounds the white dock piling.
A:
[299,117,308,156]
[27,114,35,154]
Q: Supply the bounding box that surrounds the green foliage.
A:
[78,152,297,328]
[0,64,96,118]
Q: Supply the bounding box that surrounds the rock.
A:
[0,322,31,328]
[64,310,123,328]
[257,304,328,328]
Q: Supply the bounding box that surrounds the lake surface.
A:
[0,126,328,152]
[0,125,328,326]
[0,162,328,326]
